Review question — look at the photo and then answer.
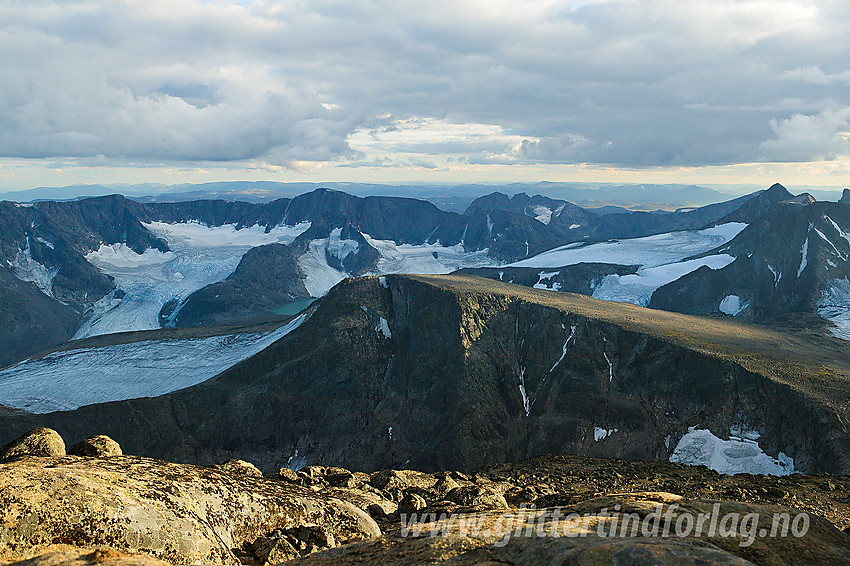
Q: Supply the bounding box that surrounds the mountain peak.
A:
[766,183,793,199]
[841,188,850,204]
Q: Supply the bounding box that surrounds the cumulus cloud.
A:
[760,108,850,161]
[2,0,850,171]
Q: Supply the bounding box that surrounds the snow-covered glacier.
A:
[76,221,311,338]
[0,314,306,414]
[508,223,746,306]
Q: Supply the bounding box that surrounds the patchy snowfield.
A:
[364,234,497,275]
[297,233,498,298]
[503,224,745,307]
[818,277,850,340]
[0,314,306,414]
[509,223,746,269]
[591,254,735,306]
[670,427,795,476]
[77,221,310,338]
[9,241,60,299]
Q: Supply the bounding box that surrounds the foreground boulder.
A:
[69,435,122,457]
[0,428,65,460]
[0,455,380,565]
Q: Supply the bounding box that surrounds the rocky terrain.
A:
[1,428,849,566]
[2,274,848,477]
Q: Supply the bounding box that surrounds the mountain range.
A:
[1,181,849,481]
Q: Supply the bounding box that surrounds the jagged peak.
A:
[840,188,850,204]
[782,193,816,205]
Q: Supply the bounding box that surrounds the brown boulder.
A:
[68,436,122,458]
[0,428,65,460]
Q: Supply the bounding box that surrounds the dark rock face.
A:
[466,185,793,244]
[1,275,847,478]
[841,188,850,204]
[168,243,310,327]
[650,201,850,323]
[0,268,81,368]
[714,183,794,224]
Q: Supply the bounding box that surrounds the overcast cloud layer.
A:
[3,0,850,174]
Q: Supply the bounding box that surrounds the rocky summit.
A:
[1,429,849,566]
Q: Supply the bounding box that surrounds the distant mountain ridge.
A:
[0,183,813,366]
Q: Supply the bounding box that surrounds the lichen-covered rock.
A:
[0,428,65,460]
[215,458,263,477]
[429,475,460,500]
[397,492,426,515]
[0,456,380,565]
[5,547,171,566]
[288,493,850,566]
[445,486,508,509]
[278,468,301,483]
[68,435,122,457]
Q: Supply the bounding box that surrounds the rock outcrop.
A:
[68,435,122,457]
[0,428,65,460]
[0,455,381,565]
[3,449,850,566]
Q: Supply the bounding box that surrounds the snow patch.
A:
[326,227,359,261]
[379,276,388,288]
[594,427,617,441]
[11,242,59,299]
[299,239,348,297]
[568,223,581,230]
[797,223,812,278]
[86,244,175,269]
[825,215,850,247]
[719,295,749,316]
[533,270,561,291]
[0,313,307,413]
[361,305,393,339]
[362,233,496,275]
[550,325,577,373]
[532,205,554,225]
[815,226,847,260]
[518,367,531,416]
[376,316,392,339]
[36,237,54,249]
[767,264,782,287]
[670,427,795,476]
[817,277,850,340]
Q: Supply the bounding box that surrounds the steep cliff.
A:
[1,274,847,476]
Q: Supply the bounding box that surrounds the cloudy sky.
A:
[2,0,850,191]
